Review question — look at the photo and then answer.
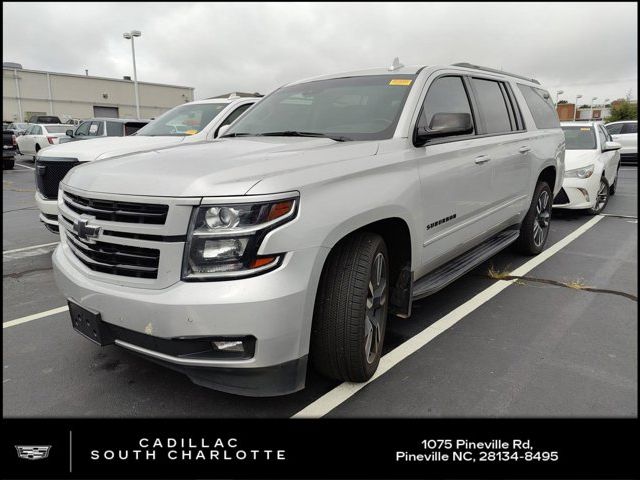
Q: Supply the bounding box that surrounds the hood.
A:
[36,135,187,163]
[62,137,379,197]
[564,150,599,170]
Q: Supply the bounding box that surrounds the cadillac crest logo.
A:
[15,445,51,460]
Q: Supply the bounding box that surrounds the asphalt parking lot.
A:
[3,155,637,418]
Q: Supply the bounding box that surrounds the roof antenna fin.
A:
[388,57,404,71]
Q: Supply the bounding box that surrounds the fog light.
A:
[212,340,245,352]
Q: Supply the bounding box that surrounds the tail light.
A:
[47,136,56,144]
[11,135,16,146]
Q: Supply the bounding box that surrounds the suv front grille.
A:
[64,230,160,279]
[35,158,79,199]
[63,192,169,224]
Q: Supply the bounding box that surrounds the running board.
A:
[412,229,520,300]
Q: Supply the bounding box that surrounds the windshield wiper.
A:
[220,132,256,138]
[257,131,351,142]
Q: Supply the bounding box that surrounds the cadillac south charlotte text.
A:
[90,437,286,462]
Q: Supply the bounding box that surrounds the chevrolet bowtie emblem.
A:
[73,214,101,243]
[15,445,51,460]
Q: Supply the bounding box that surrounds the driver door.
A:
[413,74,494,273]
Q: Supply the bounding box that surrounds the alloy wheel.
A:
[533,190,551,247]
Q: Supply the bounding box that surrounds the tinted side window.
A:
[517,85,560,129]
[33,126,42,135]
[605,123,624,135]
[124,122,146,135]
[75,122,91,136]
[215,103,253,137]
[106,122,124,136]
[420,76,474,138]
[621,122,637,134]
[597,125,608,148]
[471,78,512,134]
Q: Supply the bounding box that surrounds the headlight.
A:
[565,164,594,179]
[182,195,298,280]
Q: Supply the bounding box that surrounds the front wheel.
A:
[311,231,389,382]
[515,181,552,255]
[588,177,609,215]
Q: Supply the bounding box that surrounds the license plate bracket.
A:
[68,301,114,346]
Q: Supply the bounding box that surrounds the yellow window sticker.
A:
[580,128,591,131]
[389,79,412,86]
[184,129,199,135]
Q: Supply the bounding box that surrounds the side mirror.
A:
[66,129,74,137]
[603,141,622,152]
[415,112,473,145]
[216,125,231,138]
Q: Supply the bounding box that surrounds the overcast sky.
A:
[3,2,637,104]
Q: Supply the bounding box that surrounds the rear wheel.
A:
[588,177,609,215]
[311,231,389,382]
[3,158,15,170]
[515,181,552,255]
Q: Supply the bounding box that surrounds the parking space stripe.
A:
[14,163,35,170]
[292,215,605,418]
[3,306,68,329]
[3,242,59,254]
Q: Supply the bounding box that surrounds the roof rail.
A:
[451,63,540,85]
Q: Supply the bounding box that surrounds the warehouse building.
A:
[2,63,194,122]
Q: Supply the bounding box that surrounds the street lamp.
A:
[573,94,582,121]
[555,90,564,105]
[123,30,142,119]
[590,97,598,121]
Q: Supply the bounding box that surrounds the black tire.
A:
[609,165,619,196]
[588,177,609,215]
[310,231,389,382]
[515,181,552,255]
[3,158,15,170]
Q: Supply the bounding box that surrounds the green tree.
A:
[605,99,637,122]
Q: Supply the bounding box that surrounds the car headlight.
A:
[182,195,298,280]
[565,164,595,179]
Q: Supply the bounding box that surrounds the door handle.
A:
[518,146,531,154]
[474,155,491,164]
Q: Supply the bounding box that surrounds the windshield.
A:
[562,126,596,150]
[135,103,228,136]
[225,75,416,141]
[44,125,70,134]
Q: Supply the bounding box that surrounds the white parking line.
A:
[3,306,68,329]
[292,215,605,418]
[3,242,59,254]
[14,162,35,170]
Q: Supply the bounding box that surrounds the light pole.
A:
[590,97,598,121]
[555,90,564,105]
[123,30,142,119]
[573,94,582,121]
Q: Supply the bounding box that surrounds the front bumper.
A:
[52,242,328,396]
[35,191,59,230]
[552,174,600,210]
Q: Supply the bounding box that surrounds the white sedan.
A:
[605,120,637,164]
[16,124,70,158]
[553,122,622,214]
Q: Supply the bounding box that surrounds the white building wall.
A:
[3,68,194,122]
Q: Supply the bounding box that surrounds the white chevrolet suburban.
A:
[52,62,565,396]
[35,95,260,232]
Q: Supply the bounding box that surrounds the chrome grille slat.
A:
[63,192,169,224]
[64,229,160,279]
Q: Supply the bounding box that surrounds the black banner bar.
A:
[2,418,637,479]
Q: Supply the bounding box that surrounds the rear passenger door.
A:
[467,77,531,225]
